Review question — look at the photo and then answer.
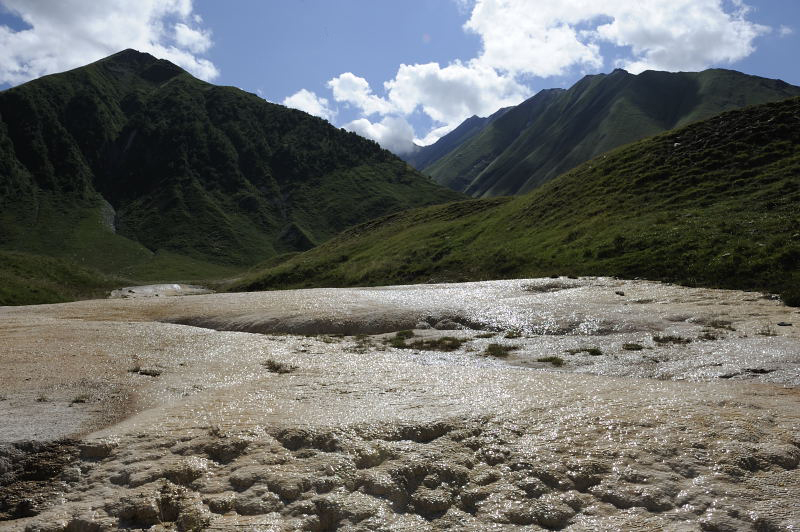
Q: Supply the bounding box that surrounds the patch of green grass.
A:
[653,335,692,345]
[483,343,517,357]
[567,347,604,356]
[622,343,644,351]
[389,336,466,352]
[387,330,415,348]
[705,319,735,331]
[262,359,298,374]
[0,250,125,306]
[698,330,720,341]
[536,356,564,367]
[411,337,465,351]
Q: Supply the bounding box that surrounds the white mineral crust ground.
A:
[1,277,798,530]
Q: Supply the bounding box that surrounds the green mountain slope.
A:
[0,50,463,303]
[402,106,510,170]
[234,96,800,306]
[424,69,800,197]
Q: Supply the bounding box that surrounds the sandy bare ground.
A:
[1,277,798,530]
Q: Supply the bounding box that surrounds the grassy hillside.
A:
[0,251,127,306]
[0,49,462,304]
[233,97,800,306]
[424,69,800,197]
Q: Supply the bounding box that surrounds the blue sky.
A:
[1,0,798,153]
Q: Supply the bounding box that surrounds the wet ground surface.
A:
[1,277,798,530]
[109,284,213,299]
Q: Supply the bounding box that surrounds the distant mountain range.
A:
[238,96,800,306]
[406,69,800,197]
[0,49,462,303]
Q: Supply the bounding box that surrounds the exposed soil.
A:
[1,277,798,530]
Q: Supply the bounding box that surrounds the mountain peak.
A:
[101,48,158,66]
[97,48,186,83]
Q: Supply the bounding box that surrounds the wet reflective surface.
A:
[1,278,798,530]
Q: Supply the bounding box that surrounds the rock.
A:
[410,487,453,517]
[79,439,119,460]
[234,489,282,515]
[205,492,235,514]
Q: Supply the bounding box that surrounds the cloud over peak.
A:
[466,0,769,76]
[293,0,770,154]
[0,0,219,85]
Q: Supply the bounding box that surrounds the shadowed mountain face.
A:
[416,69,800,197]
[236,96,800,306]
[401,106,510,170]
[0,49,463,284]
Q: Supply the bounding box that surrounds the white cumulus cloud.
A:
[174,22,212,54]
[282,89,335,121]
[465,0,769,76]
[323,60,527,150]
[0,0,218,85]
[287,0,770,154]
[344,116,417,155]
[465,0,604,77]
[385,60,527,126]
[327,72,394,116]
[593,1,769,73]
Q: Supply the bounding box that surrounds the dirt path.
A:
[1,278,798,530]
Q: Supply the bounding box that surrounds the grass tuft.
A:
[652,335,692,345]
[483,343,517,358]
[262,359,298,374]
[567,347,604,356]
[536,356,564,367]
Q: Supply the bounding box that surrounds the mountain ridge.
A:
[416,68,800,197]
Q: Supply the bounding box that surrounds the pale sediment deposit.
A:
[1,277,799,530]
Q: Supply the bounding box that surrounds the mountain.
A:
[419,69,800,197]
[233,96,800,306]
[402,106,510,170]
[0,49,463,303]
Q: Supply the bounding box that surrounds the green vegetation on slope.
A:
[424,69,800,197]
[0,250,126,306]
[0,49,462,304]
[233,97,800,306]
